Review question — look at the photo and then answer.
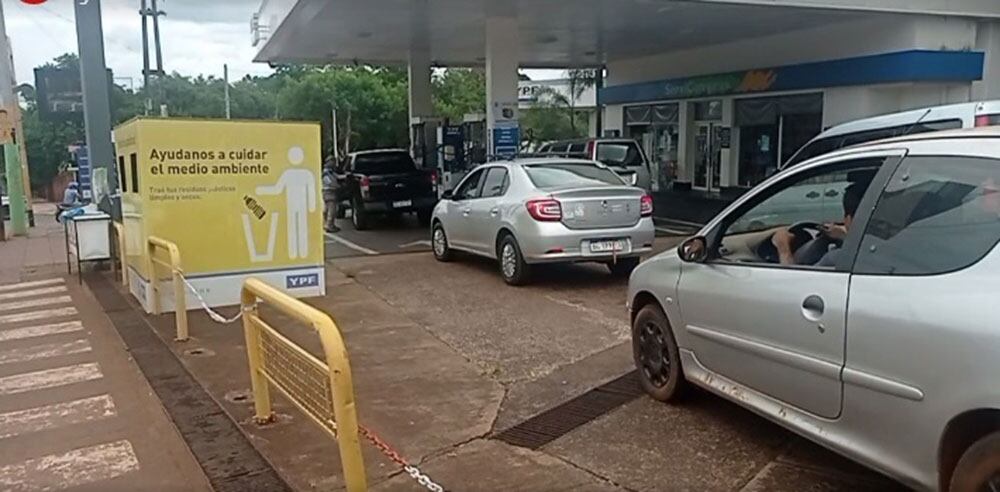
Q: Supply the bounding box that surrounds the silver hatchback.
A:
[628,128,1000,491]
[431,158,656,285]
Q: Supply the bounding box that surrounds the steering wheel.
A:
[757,221,822,264]
[789,221,840,265]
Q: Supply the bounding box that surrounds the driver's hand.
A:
[822,223,848,241]
[771,227,795,251]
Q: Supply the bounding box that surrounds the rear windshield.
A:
[353,152,416,174]
[596,142,644,167]
[524,162,625,189]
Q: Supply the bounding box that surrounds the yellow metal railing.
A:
[111,222,128,288]
[241,278,366,492]
[146,236,189,341]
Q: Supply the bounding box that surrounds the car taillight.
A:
[640,194,653,217]
[526,199,562,221]
[976,114,1000,127]
[360,175,370,197]
[429,170,438,187]
[586,140,595,159]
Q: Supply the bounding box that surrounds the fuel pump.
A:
[410,116,442,170]
[436,124,466,196]
[462,113,487,166]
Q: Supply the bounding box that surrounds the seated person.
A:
[772,182,865,266]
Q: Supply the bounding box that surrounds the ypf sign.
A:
[20,0,49,4]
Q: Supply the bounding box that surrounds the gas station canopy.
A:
[253,0,874,68]
[253,0,1000,68]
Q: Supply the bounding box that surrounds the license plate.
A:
[392,200,412,208]
[590,239,630,253]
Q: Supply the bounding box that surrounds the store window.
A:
[694,100,723,121]
[736,93,823,187]
[626,103,679,190]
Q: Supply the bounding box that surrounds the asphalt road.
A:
[330,231,908,491]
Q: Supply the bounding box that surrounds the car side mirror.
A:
[678,236,708,263]
[441,190,454,200]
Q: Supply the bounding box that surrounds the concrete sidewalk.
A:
[129,264,618,490]
[0,204,211,491]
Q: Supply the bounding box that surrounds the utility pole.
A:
[223,64,231,119]
[140,0,150,114]
[140,0,166,115]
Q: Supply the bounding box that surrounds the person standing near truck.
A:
[322,155,340,233]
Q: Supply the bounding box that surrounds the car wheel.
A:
[633,303,688,402]
[417,209,432,226]
[432,223,453,262]
[352,198,370,230]
[607,257,641,277]
[498,234,531,286]
[950,431,1000,492]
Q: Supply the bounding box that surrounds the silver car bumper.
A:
[518,217,656,264]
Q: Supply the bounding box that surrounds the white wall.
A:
[974,21,1000,100]
[607,15,977,86]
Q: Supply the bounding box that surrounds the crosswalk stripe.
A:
[0,321,84,343]
[0,440,138,491]
[0,296,72,313]
[0,321,83,342]
[0,395,116,439]
[0,307,77,325]
[0,286,68,302]
[0,363,103,396]
[0,278,64,293]
[0,339,91,365]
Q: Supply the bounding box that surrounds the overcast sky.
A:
[5,0,277,87]
[3,0,557,88]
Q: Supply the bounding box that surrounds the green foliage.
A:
[433,69,485,122]
[21,55,493,191]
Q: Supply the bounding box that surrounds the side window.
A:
[454,169,485,199]
[118,156,127,193]
[129,153,139,193]
[568,143,586,153]
[480,168,509,198]
[715,157,890,267]
[854,156,1000,275]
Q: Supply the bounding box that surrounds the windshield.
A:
[353,152,416,174]
[596,142,644,168]
[524,162,625,189]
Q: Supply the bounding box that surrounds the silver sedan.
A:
[431,158,656,285]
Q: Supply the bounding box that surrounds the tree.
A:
[432,69,485,122]
[565,69,599,134]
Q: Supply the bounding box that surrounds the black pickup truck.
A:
[337,149,437,230]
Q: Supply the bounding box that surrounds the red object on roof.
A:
[21,0,48,4]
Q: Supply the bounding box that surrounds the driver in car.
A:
[771,182,865,267]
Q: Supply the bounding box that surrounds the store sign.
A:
[600,50,986,105]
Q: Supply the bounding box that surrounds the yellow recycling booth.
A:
[115,118,325,313]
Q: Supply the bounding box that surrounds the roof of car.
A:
[486,157,600,167]
[864,125,1000,145]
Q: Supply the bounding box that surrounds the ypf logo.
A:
[285,273,319,289]
[21,0,49,4]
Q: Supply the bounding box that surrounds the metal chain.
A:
[177,272,248,324]
[359,425,445,492]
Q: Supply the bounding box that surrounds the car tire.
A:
[417,209,432,226]
[607,257,642,277]
[950,431,1000,492]
[498,234,531,286]
[633,303,688,402]
[352,198,370,230]
[432,223,453,262]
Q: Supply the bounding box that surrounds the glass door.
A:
[694,122,721,191]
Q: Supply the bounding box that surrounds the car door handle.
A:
[490,207,500,217]
[462,208,471,216]
[801,295,825,322]
[806,191,820,199]
[824,189,839,197]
